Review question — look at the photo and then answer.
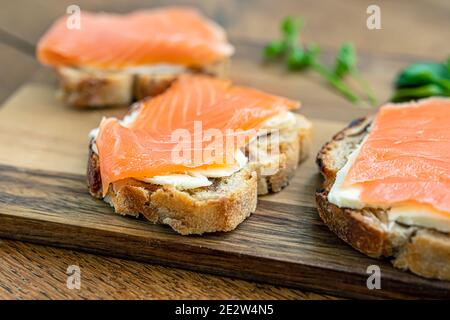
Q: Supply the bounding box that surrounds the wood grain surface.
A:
[1,161,450,299]
[1,80,450,299]
[0,239,338,300]
[0,0,449,300]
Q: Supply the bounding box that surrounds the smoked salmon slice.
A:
[37,7,234,69]
[344,98,450,214]
[95,74,300,194]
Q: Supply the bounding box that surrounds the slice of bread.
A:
[87,114,311,235]
[57,59,229,108]
[316,117,450,280]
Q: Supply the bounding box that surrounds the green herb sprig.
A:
[263,17,377,107]
[391,58,450,102]
[334,43,377,106]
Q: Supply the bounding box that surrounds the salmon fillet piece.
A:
[37,7,234,69]
[345,98,450,214]
[95,74,300,194]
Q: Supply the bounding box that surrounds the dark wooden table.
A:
[0,0,448,299]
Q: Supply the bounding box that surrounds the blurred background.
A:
[1,0,449,121]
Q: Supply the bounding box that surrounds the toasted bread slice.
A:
[87,114,311,235]
[57,59,229,108]
[316,117,450,280]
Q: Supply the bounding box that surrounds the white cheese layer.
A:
[328,138,450,233]
[123,64,187,75]
[120,109,141,126]
[81,63,188,75]
[389,205,450,233]
[328,139,366,209]
[143,173,212,189]
[142,149,248,189]
[263,111,297,131]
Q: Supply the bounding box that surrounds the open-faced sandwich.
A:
[37,7,233,108]
[87,74,312,235]
[316,98,450,280]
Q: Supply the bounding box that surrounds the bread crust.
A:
[104,168,257,235]
[57,67,134,108]
[316,117,450,280]
[88,150,257,235]
[255,115,311,195]
[87,114,311,235]
[57,59,229,108]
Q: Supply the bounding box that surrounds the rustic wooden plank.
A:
[1,73,450,298]
[0,80,126,175]
[0,73,341,300]
[0,239,336,300]
[0,0,448,300]
[1,0,448,59]
[0,163,449,299]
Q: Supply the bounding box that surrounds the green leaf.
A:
[263,40,287,59]
[334,42,356,78]
[261,17,378,107]
[395,62,450,88]
[312,63,361,103]
[437,78,450,92]
[287,47,307,70]
[281,17,303,50]
[281,17,303,36]
[391,83,447,102]
[286,44,321,70]
[302,43,321,66]
[333,43,377,106]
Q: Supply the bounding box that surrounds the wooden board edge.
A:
[0,200,448,299]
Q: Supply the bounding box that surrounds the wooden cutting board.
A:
[0,76,449,299]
